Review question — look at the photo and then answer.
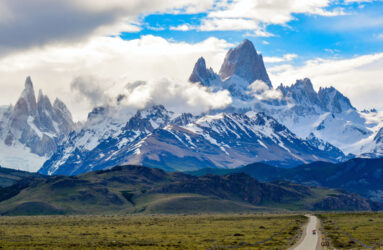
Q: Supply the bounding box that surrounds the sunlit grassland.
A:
[318,212,383,249]
[0,214,306,249]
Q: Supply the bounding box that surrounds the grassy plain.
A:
[318,212,383,249]
[0,214,306,249]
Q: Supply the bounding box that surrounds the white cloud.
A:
[268,53,383,110]
[196,0,345,32]
[119,78,232,114]
[343,0,380,3]
[70,0,214,13]
[0,0,215,55]
[247,80,283,100]
[264,53,298,63]
[0,35,232,121]
[170,24,196,31]
[200,18,259,31]
[243,29,275,37]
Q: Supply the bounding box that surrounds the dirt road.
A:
[292,215,320,250]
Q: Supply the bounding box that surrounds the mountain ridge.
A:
[39,105,345,175]
[186,157,383,203]
[0,165,380,215]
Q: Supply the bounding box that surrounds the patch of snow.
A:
[0,142,47,172]
[27,116,43,138]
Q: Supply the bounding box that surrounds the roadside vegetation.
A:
[0,214,306,249]
[318,212,383,249]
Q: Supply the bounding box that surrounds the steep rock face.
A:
[40,105,345,176]
[0,77,74,171]
[188,57,219,86]
[318,86,355,113]
[219,39,272,87]
[276,78,355,115]
[277,78,322,115]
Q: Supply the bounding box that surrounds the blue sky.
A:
[120,1,383,67]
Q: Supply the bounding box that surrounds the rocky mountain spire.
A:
[16,76,37,116]
[189,57,218,86]
[1,76,74,161]
[219,39,272,88]
[318,86,355,113]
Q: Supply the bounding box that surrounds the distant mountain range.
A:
[39,105,345,175]
[0,165,380,215]
[0,39,383,176]
[187,157,383,203]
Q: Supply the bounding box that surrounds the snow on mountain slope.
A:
[39,105,345,176]
[0,142,48,172]
[251,79,380,155]
[0,77,74,171]
[188,40,383,156]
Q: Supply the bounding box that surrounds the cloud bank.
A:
[0,36,232,120]
[0,0,215,55]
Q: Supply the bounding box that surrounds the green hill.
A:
[0,165,380,215]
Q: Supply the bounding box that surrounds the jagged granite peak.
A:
[16,76,37,116]
[219,39,272,87]
[278,78,321,108]
[189,57,218,86]
[25,76,33,90]
[53,98,73,124]
[318,86,355,113]
[0,77,75,171]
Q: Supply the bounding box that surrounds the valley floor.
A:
[318,212,383,249]
[0,214,306,249]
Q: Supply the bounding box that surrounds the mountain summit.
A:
[0,77,74,171]
[219,39,272,87]
[188,57,218,86]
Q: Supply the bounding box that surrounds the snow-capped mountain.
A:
[189,40,383,156]
[0,77,74,171]
[4,39,383,174]
[39,105,345,175]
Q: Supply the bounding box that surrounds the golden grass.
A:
[0,214,306,249]
[318,212,383,249]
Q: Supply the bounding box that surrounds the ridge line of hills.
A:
[0,163,380,215]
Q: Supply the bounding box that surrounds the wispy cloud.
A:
[170,24,196,31]
[195,0,345,33]
[264,54,298,63]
